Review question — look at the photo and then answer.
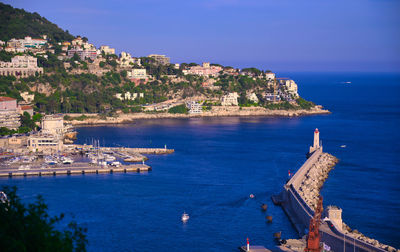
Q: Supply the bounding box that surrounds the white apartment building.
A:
[246,93,259,103]
[118,52,141,67]
[278,78,299,98]
[127,69,148,79]
[265,72,276,80]
[186,101,202,114]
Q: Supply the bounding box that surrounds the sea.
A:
[1,72,400,251]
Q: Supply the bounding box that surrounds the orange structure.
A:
[305,196,323,252]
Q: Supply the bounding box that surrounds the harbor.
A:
[0,144,174,178]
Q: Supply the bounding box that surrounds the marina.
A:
[0,144,174,178]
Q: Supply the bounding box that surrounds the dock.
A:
[239,246,271,252]
[0,163,151,178]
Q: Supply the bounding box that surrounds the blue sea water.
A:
[2,73,400,251]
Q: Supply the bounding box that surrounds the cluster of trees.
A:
[168,104,188,114]
[0,186,87,251]
[0,3,75,42]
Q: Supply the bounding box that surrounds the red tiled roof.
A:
[20,105,33,110]
[0,96,16,102]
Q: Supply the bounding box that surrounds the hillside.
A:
[0,2,74,42]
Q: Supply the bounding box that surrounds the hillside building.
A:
[246,93,259,103]
[186,101,202,114]
[221,92,239,106]
[67,48,98,61]
[148,54,170,65]
[277,78,299,98]
[118,52,141,67]
[0,55,43,77]
[183,62,223,77]
[0,96,21,130]
[127,69,148,79]
[100,45,115,55]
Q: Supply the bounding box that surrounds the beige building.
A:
[100,45,115,55]
[118,52,141,67]
[127,69,148,79]
[221,92,239,106]
[41,114,64,136]
[0,55,43,78]
[148,54,170,65]
[28,134,63,153]
[278,78,299,97]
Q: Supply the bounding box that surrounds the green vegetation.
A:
[0,3,74,42]
[168,104,188,114]
[265,101,296,110]
[0,186,87,252]
[296,97,315,110]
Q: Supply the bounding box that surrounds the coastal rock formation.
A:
[67,106,330,126]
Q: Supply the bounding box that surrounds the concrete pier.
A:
[0,163,151,178]
[272,130,396,252]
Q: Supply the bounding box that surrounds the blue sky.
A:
[4,0,400,72]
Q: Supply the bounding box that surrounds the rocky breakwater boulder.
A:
[297,153,338,210]
[345,227,399,251]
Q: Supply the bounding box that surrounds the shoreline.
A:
[67,106,331,126]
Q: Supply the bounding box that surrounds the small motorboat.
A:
[181,212,189,222]
[340,145,347,148]
[249,194,255,199]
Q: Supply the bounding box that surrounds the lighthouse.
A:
[308,128,322,156]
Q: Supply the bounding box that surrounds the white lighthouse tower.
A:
[309,128,322,155]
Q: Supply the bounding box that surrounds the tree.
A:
[0,186,87,252]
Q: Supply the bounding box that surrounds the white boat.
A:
[18,165,31,170]
[340,145,347,148]
[110,161,121,167]
[104,154,116,162]
[45,156,58,165]
[181,212,189,222]
[62,157,74,164]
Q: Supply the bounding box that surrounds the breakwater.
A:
[272,131,397,252]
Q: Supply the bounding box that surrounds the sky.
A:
[3,0,400,72]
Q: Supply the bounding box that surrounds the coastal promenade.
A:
[272,130,396,252]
